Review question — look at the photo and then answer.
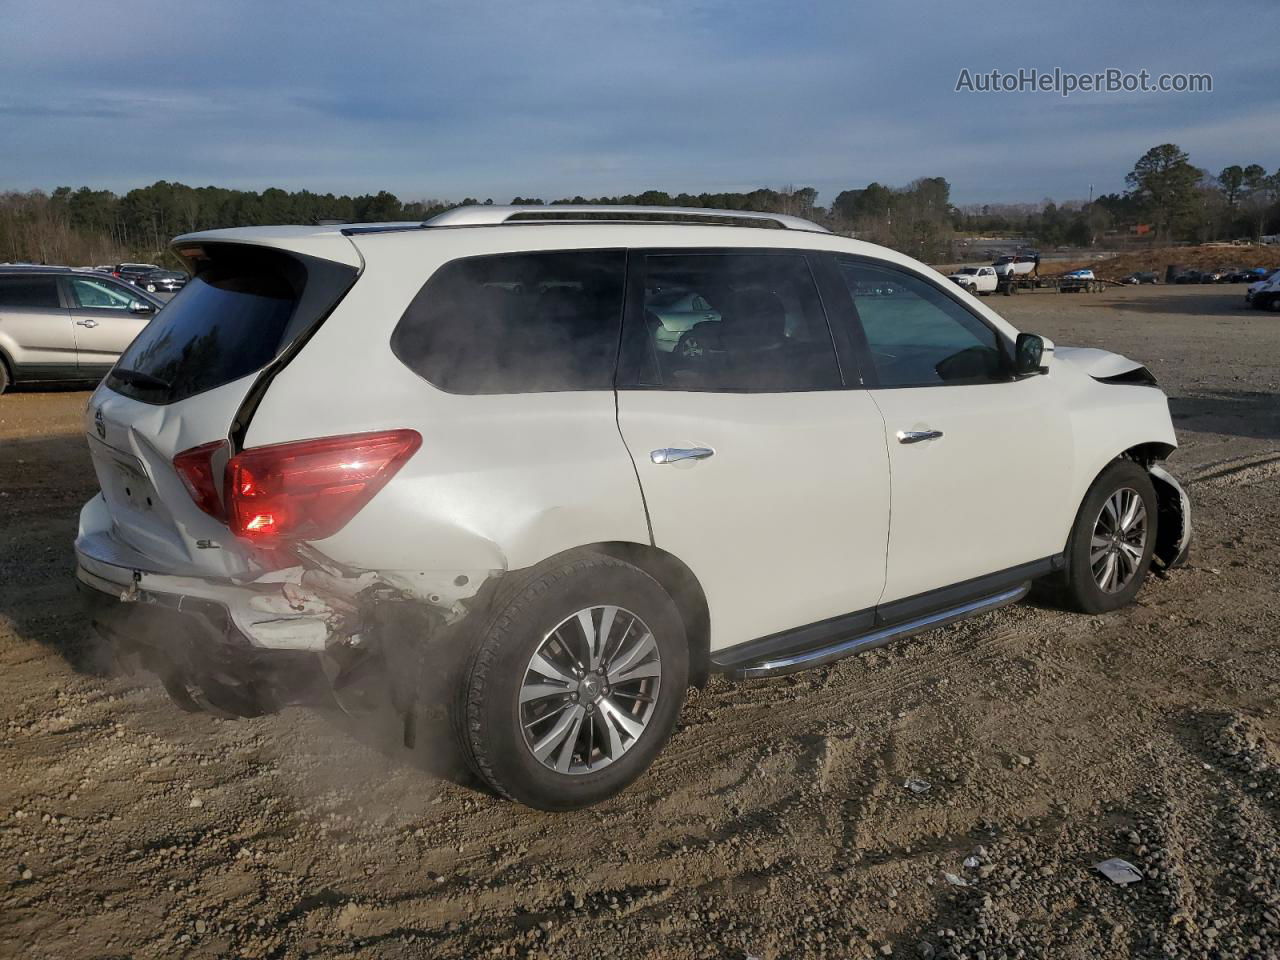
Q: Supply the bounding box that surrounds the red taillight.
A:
[173,440,228,521]
[224,430,421,542]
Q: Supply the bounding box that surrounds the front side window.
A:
[390,250,626,394]
[623,252,841,392]
[0,276,60,308]
[69,276,136,310]
[837,260,1008,388]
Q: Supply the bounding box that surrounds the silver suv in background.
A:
[0,266,162,393]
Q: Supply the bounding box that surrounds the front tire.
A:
[1063,460,1158,614]
[455,553,688,810]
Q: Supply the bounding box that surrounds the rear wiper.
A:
[110,367,172,391]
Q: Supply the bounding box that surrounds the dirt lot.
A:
[2,283,1279,960]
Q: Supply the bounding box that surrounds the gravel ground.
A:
[2,283,1278,959]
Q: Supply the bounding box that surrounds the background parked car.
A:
[644,287,722,355]
[947,265,999,295]
[112,262,160,284]
[0,265,161,392]
[1252,276,1280,311]
[1246,269,1280,304]
[1122,272,1159,285]
[136,269,188,293]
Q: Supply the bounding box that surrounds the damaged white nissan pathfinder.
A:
[75,205,1191,809]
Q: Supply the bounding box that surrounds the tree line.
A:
[1,145,1276,268]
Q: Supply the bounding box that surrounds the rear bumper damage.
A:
[77,577,325,717]
[75,502,455,719]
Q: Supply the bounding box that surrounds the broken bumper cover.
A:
[1149,464,1192,570]
[74,503,352,715]
[77,573,324,716]
[74,492,349,653]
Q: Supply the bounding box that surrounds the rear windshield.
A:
[106,252,300,404]
[105,246,352,407]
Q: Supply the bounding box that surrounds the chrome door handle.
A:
[76,319,99,328]
[896,429,943,444]
[651,447,715,464]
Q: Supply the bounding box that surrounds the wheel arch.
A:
[554,541,712,688]
[1063,440,1181,560]
[1120,440,1176,466]
[0,343,16,387]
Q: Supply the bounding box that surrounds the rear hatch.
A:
[85,238,360,578]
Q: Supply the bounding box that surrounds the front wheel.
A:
[454,553,688,809]
[1062,460,1158,614]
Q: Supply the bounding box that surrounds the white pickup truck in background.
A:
[947,265,999,295]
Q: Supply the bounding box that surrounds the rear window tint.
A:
[390,250,626,393]
[0,276,60,308]
[106,250,302,404]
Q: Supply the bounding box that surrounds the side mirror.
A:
[129,300,155,315]
[1013,332,1046,376]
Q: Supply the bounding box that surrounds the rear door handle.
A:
[896,429,943,444]
[76,319,99,328]
[651,447,715,464]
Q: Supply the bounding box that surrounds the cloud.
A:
[0,0,1274,204]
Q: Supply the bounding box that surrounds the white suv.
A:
[75,206,1191,809]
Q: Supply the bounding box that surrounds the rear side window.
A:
[0,276,60,308]
[620,252,841,392]
[390,250,626,393]
[107,248,312,404]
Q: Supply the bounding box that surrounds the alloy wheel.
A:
[1090,487,1148,593]
[519,605,662,775]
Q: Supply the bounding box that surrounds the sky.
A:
[1,0,1276,208]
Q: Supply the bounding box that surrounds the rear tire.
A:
[1062,460,1158,614]
[454,553,688,810]
[0,358,10,394]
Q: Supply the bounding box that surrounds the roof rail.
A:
[423,204,830,233]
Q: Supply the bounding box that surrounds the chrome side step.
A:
[730,584,1030,679]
